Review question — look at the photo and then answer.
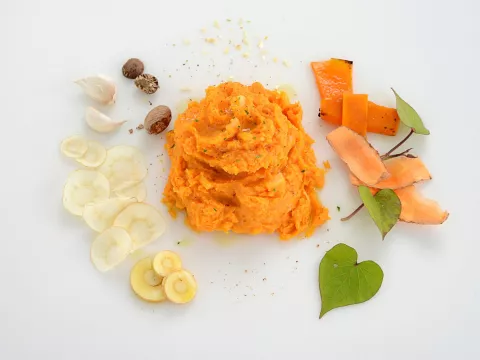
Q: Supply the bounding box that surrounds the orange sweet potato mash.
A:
[163,82,329,239]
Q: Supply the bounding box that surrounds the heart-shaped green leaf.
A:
[358,186,401,239]
[392,88,430,135]
[319,243,384,318]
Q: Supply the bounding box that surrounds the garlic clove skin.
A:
[85,107,126,133]
[75,75,117,105]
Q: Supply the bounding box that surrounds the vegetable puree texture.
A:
[163,82,329,239]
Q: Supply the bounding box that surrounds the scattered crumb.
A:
[264,36,269,40]
[323,160,331,169]
[244,270,248,273]
[205,38,216,44]
[223,47,230,54]
[337,206,341,212]
[180,87,192,92]
[136,124,144,130]
[273,57,278,63]
[213,20,220,29]
[296,260,299,263]
[242,52,250,58]
[258,40,264,49]
[148,101,152,106]
[271,292,275,296]
[128,129,133,134]
[282,60,291,67]
[263,278,267,281]
[235,44,242,51]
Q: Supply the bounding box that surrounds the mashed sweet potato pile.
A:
[163,82,329,239]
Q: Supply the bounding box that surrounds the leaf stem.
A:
[340,204,364,221]
[382,129,414,158]
[383,148,415,160]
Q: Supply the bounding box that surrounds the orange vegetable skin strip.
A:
[311,59,353,99]
[395,186,449,224]
[312,59,352,126]
[367,102,400,136]
[342,93,368,136]
[326,126,389,186]
[350,156,431,189]
[319,99,342,126]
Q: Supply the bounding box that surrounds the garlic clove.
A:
[75,75,117,105]
[85,107,126,133]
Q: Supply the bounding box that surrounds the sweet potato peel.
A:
[326,126,389,186]
[350,156,431,189]
[395,186,449,224]
[342,93,368,136]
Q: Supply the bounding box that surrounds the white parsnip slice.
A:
[91,227,133,272]
[113,181,147,202]
[153,251,182,278]
[163,269,197,304]
[113,203,166,250]
[63,170,110,216]
[61,136,88,158]
[130,257,166,302]
[76,141,107,167]
[98,146,147,191]
[83,197,137,232]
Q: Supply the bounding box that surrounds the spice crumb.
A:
[244,270,248,273]
[337,206,341,212]
[136,124,144,130]
[263,278,267,281]
[128,129,133,134]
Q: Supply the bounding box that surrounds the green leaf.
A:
[319,243,384,318]
[392,88,430,135]
[358,186,401,239]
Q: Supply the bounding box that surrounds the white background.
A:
[1,0,479,359]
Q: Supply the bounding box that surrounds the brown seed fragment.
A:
[122,58,144,79]
[135,74,159,94]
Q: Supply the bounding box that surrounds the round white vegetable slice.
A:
[91,227,133,272]
[130,257,166,302]
[153,250,182,277]
[76,141,107,167]
[163,269,197,304]
[113,181,147,202]
[60,135,88,158]
[98,146,147,191]
[63,170,110,216]
[83,197,137,232]
[113,203,166,250]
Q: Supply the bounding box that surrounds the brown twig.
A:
[340,204,364,221]
[383,148,416,160]
[382,129,414,158]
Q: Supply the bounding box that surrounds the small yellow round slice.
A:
[61,135,88,158]
[153,250,182,277]
[130,258,166,302]
[163,269,197,304]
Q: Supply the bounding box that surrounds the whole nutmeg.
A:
[144,105,172,134]
[134,74,159,94]
[122,58,144,79]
